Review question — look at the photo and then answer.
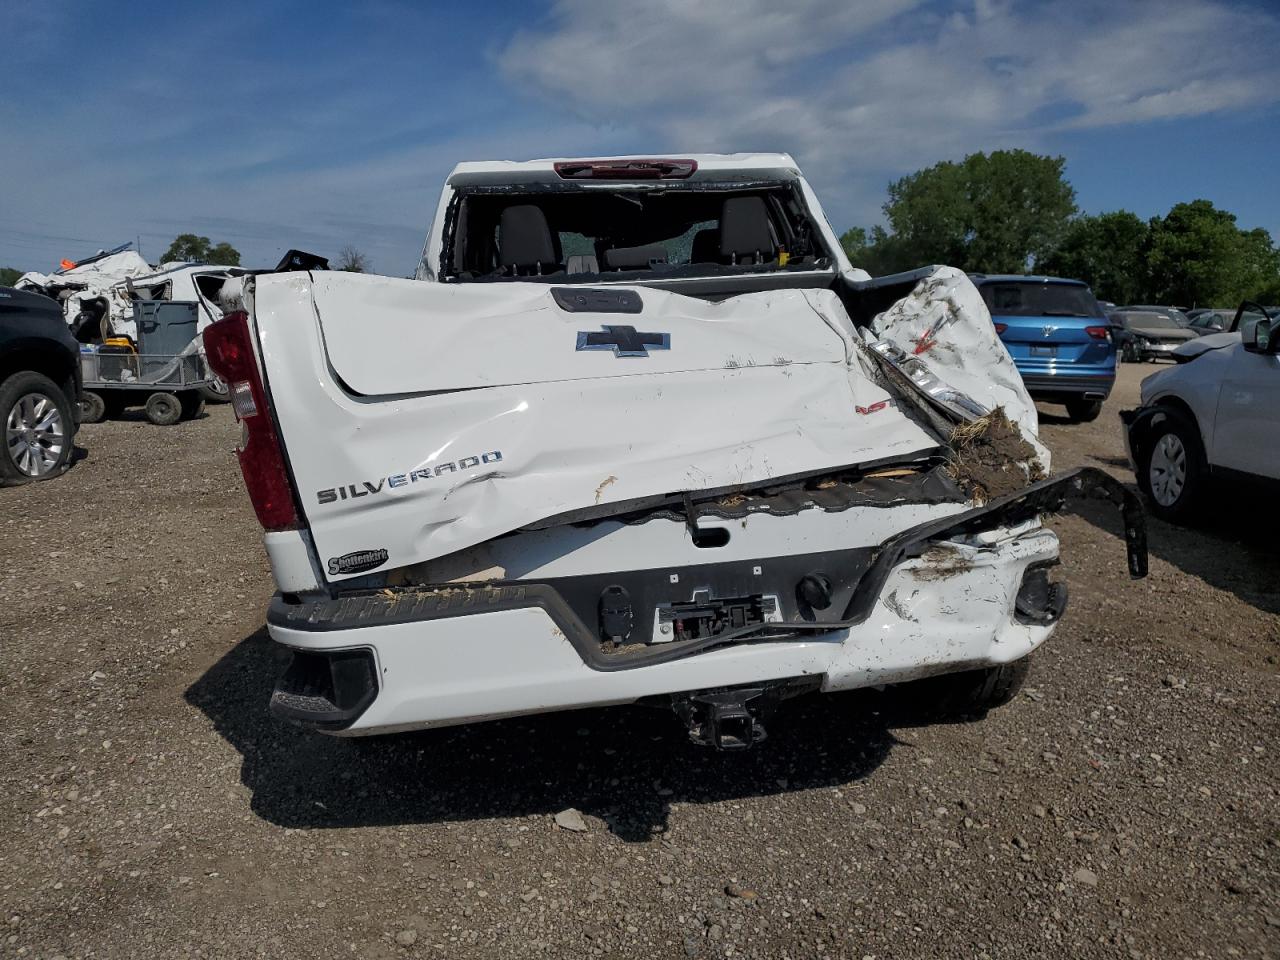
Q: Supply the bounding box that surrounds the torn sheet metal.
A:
[867,266,1050,470]
[17,250,153,339]
[251,272,942,578]
[17,252,243,344]
[107,265,246,341]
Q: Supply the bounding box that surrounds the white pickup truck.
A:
[204,153,1145,748]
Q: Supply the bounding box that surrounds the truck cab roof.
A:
[422,153,846,291]
[445,153,800,186]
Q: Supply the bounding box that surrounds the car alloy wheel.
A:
[1147,431,1187,507]
[5,391,66,477]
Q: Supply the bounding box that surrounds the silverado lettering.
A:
[315,450,503,505]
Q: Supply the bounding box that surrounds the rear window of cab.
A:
[980,282,1103,319]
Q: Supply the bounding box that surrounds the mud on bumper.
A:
[266,468,1145,732]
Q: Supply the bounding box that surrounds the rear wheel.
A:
[1137,411,1206,522]
[79,390,107,424]
[145,391,183,426]
[1064,397,1103,423]
[198,378,229,404]
[101,392,127,420]
[179,392,206,421]
[1,371,75,485]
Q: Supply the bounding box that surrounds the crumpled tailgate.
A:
[250,272,940,580]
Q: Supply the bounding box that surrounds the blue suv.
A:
[971,275,1116,423]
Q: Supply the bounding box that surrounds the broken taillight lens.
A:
[203,311,300,532]
[553,158,697,180]
[1085,325,1110,341]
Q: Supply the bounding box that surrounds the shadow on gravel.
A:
[1072,492,1280,615]
[102,409,209,424]
[187,630,968,842]
[1087,455,1131,468]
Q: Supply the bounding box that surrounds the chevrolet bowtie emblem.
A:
[576,325,671,358]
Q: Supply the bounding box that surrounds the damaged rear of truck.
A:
[206,153,1145,748]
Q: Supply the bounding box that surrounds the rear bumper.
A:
[1019,372,1115,400]
[266,469,1146,734]
[1134,342,1183,361]
[271,530,1061,733]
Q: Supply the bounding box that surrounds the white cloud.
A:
[5,1,1278,275]
[501,0,924,110]
[499,0,1280,226]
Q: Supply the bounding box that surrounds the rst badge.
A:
[327,549,389,576]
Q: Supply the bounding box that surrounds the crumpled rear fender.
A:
[851,266,1050,470]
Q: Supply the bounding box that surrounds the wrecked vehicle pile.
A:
[17,245,246,410]
[204,153,1146,748]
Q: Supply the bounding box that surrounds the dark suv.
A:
[0,286,82,484]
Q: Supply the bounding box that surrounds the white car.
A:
[202,153,1144,748]
[1124,304,1280,520]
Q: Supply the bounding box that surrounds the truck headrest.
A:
[719,197,775,264]
[499,205,559,271]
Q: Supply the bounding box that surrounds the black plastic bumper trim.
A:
[267,467,1145,672]
[268,647,379,731]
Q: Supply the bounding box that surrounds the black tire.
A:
[1121,341,1139,363]
[101,392,127,420]
[913,656,1031,718]
[145,391,183,426]
[1064,397,1103,423]
[0,371,75,486]
[79,390,107,424]
[178,392,206,421]
[198,378,230,404]
[1136,409,1207,522]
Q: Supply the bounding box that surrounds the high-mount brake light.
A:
[553,158,697,180]
[1085,325,1110,341]
[203,311,300,531]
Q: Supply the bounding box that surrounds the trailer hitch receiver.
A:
[671,677,822,750]
[675,688,767,750]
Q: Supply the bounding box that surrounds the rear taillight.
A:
[1085,325,1110,341]
[994,322,1008,335]
[203,311,300,531]
[553,158,697,180]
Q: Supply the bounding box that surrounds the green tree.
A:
[1236,227,1280,303]
[0,266,22,287]
[161,234,241,266]
[1040,211,1149,303]
[839,225,911,275]
[207,241,241,266]
[1144,200,1279,307]
[881,150,1077,273]
[839,226,871,265]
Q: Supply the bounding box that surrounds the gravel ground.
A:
[1,364,1276,960]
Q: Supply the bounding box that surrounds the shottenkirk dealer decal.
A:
[327,549,389,576]
[315,450,503,505]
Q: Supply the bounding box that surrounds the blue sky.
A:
[3,0,1279,277]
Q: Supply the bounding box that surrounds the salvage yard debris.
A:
[946,408,1047,503]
